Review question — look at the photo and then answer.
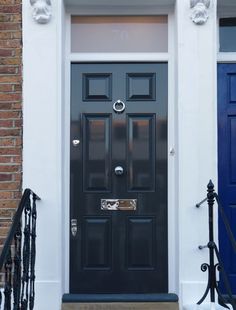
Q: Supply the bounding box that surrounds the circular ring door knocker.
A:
[113,100,126,113]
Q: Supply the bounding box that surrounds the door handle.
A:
[71,219,78,237]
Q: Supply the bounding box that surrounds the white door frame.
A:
[62,7,178,295]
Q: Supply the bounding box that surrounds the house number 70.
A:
[112,29,129,40]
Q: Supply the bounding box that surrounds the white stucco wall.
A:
[176,0,217,308]
[23,1,65,309]
[22,0,218,309]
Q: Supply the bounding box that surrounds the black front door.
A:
[70,63,168,294]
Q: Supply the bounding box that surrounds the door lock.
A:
[71,219,78,237]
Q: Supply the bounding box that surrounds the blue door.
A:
[218,64,236,292]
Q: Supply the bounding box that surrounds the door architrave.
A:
[63,7,178,295]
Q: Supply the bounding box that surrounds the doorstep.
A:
[61,302,179,310]
[62,294,179,310]
[183,303,233,310]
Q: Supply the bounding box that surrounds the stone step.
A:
[183,303,233,310]
[62,302,179,310]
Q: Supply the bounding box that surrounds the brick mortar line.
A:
[0,109,22,111]
[0,100,22,105]
[0,154,22,157]
[0,163,22,166]
[0,171,21,174]
[0,117,22,121]
[0,198,20,201]
[0,129,22,131]
[0,191,21,193]
[0,148,21,151]
[0,92,22,94]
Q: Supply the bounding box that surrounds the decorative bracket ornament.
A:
[30,0,52,24]
[190,0,211,25]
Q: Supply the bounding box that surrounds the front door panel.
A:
[218,64,236,292]
[70,63,168,293]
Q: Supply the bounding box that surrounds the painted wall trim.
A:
[218,53,236,62]
[176,0,217,307]
[64,10,178,295]
[23,1,64,309]
[69,53,169,62]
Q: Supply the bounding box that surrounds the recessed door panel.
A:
[230,117,236,184]
[83,73,112,101]
[126,217,156,270]
[127,115,155,191]
[229,74,236,103]
[83,115,111,192]
[229,206,236,274]
[127,73,156,101]
[82,217,111,270]
[70,63,168,294]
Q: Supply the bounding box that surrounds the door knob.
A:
[114,166,124,176]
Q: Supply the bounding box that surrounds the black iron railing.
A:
[196,180,236,309]
[0,189,40,310]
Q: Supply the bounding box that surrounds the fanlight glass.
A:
[71,16,168,53]
[219,18,236,52]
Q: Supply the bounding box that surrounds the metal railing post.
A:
[197,180,236,310]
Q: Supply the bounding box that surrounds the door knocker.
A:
[113,100,125,113]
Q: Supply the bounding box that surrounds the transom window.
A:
[219,17,236,52]
[71,16,168,53]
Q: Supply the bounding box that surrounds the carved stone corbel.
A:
[30,0,52,24]
[190,0,211,25]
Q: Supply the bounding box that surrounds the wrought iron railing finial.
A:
[196,180,236,309]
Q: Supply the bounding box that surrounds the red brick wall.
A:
[0,0,22,231]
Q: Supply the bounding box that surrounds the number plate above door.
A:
[101,199,137,211]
